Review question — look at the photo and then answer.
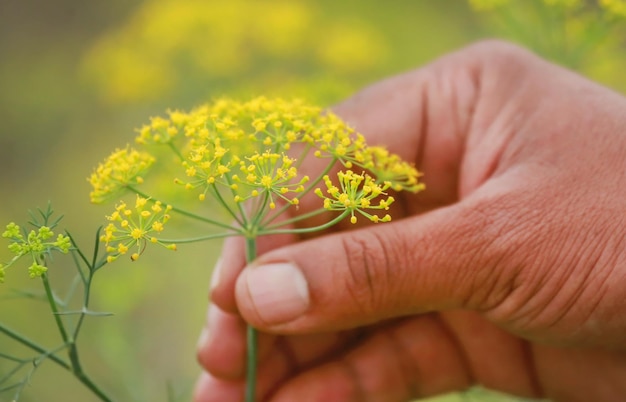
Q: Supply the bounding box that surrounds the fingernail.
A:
[210,257,223,292]
[244,262,309,324]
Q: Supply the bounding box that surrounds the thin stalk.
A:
[40,244,113,401]
[168,142,185,161]
[128,186,238,231]
[72,272,94,341]
[72,367,113,402]
[41,273,69,344]
[260,207,328,231]
[158,231,240,244]
[244,237,258,402]
[72,228,104,341]
[0,324,111,400]
[258,210,349,236]
[262,158,337,226]
[225,175,250,228]
[250,191,270,229]
[0,323,70,370]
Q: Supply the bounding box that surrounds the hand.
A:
[194,41,626,402]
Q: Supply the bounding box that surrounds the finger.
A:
[196,313,544,402]
[439,310,542,397]
[194,315,470,402]
[212,230,298,314]
[533,345,626,400]
[268,315,474,402]
[233,175,538,332]
[196,303,276,379]
[215,41,542,317]
[332,40,543,210]
[195,331,349,402]
[194,372,244,402]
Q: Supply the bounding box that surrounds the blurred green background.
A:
[0,0,624,401]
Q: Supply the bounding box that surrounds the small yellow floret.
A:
[131,228,144,239]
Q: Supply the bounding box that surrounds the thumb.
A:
[234,190,520,333]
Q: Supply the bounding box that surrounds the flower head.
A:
[315,171,395,224]
[148,97,422,210]
[89,147,155,203]
[600,0,626,18]
[359,146,425,192]
[94,96,424,245]
[542,0,581,8]
[101,195,175,262]
[0,222,71,282]
[468,0,510,11]
[169,97,331,207]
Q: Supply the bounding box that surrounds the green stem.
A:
[260,207,327,231]
[225,175,249,227]
[158,231,240,244]
[0,323,70,370]
[41,273,69,344]
[73,369,113,402]
[209,182,246,228]
[262,158,337,226]
[128,186,238,231]
[168,142,185,161]
[250,191,270,229]
[41,256,113,401]
[0,322,112,401]
[259,210,349,236]
[245,237,257,402]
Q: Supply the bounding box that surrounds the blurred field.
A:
[0,1,623,401]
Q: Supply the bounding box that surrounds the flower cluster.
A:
[101,195,175,262]
[470,0,626,19]
[468,0,510,10]
[89,147,155,203]
[601,0,626,18]
[0,223,71,282]
[542,0,581,8]
[315,171,394,224]
[90,97,424,259]
[81,0,387,104]
[469,0,584,10]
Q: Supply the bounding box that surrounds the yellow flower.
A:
[89,147,155,203]
[101,195,174,262]
[98,96,424,236]
[542,0,581,8]
[468,0,510,11]
[600,0,626,18]
[315,171,394,224]
[359,146,424,192]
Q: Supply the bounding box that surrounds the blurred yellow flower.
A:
[468,0,510,11]
[81,0,388,104]
[89,147,155,204]
[600,0,626,18]
[542,0,581,8]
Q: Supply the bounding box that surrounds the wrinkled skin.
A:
[194,41,626,402]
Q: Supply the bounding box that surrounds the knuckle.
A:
[474,191,626,340]
[340,230,397,316]
[456,192,538,311]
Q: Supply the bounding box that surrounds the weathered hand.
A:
[195,41,626,402]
